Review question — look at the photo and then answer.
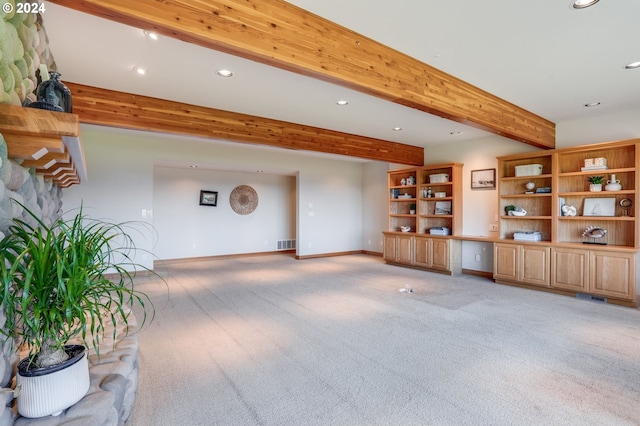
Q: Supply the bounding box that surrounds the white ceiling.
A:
[41,1,640,160]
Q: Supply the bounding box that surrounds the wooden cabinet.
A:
[550,247,636,301]
[431,238,451,271]
[494,243,519,281]
[383,234,413,265]
[550,247,588,292]
[494,243,550,287]
[384,233,461,274]
[589,250,635,300]
[414,236,461,273]
[497,139,639,306]
[384,163,463,274]
[521,245,550,287]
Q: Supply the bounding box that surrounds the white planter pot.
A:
[16,345,90,418]
[589,183,602,192]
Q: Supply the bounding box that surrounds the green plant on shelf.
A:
[587,175,605,184]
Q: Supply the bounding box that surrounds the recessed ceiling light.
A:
[143,30,158,40]
[133,66,146,75]
[571,0,599,9]
[216,69,234,77]
[190,165,198,168]
[392,127,402,131]
[336,100,349,106]
[450,131,462,136]
[584,101,601,107]
[625,61,640,69]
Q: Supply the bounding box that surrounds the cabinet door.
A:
[431,238,450,271]
[520,245,550,287]
[494,243,518,281]
[396,235,414,265]
[550,248,588,292]
[589,251,635,300]
[414,236,431,268]
[383,234,397,262]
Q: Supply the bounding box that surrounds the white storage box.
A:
[514,164,543,177]
[429,227,451,236]
[513,231,542,242]
[429,173,449,183]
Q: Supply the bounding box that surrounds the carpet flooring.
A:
[126,254,640,426]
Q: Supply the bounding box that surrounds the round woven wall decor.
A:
[229,185,258,215]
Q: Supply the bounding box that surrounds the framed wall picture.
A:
[471,168,496,189]
[583,197,616,216]
[199,190,218,206]
[435,201,452,215]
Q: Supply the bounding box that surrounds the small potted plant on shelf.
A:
[587,175,605,192]
[504,205,516,216]
[409,203,416,214]
[0,202,156,418]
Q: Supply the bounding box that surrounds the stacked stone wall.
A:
[1,2,56,106]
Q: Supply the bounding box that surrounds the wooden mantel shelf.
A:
[0,104,87,188]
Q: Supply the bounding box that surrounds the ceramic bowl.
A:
[400,226,411,233]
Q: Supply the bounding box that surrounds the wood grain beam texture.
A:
[66,82,424,165]
[49,0,555,149]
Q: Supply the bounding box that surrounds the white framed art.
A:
[583,197,616,217]
[435,201,452,215]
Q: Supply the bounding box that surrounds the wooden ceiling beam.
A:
[49,0,555,149]
[66,82,424,165]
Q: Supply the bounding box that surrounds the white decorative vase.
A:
[589,183,602,192]
[16,345,90,418]
[605,174,622,191]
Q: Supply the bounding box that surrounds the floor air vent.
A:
[277,239,296,250]
[576,293,607,304]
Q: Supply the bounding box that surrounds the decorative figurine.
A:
[525,181,535,194]
[582,226,607,245]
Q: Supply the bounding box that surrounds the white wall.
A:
[63,125,366,268]
[361,162,389,252]
[557,108,640,148]
[153,167,295,260]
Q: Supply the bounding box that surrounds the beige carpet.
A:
[126,254,640,425]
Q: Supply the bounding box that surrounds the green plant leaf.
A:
[0,200,162,367]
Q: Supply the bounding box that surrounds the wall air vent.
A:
[277,239,296,250]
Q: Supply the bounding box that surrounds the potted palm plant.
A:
[0,203,154,418]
